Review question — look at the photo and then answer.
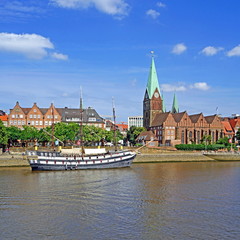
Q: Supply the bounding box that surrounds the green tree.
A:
[0,120,8,146]
[236,129,240,144]
[21,126,39,146]
[216,137,231,146]
[126,126,146,146]
[6,126,21,145]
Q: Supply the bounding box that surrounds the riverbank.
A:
[0,151,215,167]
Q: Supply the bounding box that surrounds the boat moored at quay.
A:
[27,149,136,171]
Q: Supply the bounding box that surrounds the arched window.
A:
[181,130,184,144]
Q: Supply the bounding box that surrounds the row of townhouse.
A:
[7,102,105,129]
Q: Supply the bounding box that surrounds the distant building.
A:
[0,111,8,127]
[128,116,143,129]
[116,122,128,136]
[8,102,104,129]
[61,107,104,128]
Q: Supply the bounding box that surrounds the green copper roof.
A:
[146,57,161,99]
[172,93,179,113]
[162,93,166,112]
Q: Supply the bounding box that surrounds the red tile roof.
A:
[221,121,234,135]
[0,115,8,121]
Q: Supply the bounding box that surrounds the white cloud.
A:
[201,46,223,56]
[226,45,240,57]
[146,9,160,19]
[172,43,187,55]
[0,33,67,60]
[50,0,129,17]
[157,2,166,8]
[161,84,187,92]
[190,82,210,91]
[0,33,53,59]
[51,52,68,60]
[161,82,210,92]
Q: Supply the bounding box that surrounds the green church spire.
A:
[172,93,179,113]
[162,93,166,112]
[146,54,161,99]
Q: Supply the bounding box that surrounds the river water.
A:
[1,162,240,240]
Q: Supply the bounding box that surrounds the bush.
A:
[175,144,225,151]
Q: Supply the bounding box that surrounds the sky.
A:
[0,0,240,122]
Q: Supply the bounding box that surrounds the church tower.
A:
[143,54,163,129]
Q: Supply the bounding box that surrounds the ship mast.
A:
[112,98,117,152]
[80,87,85,155]
[51,103,55,150]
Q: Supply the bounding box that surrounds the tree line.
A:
[0,121,124,148]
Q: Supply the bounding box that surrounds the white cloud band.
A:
[0,32,68,60]
[50,0,129,16]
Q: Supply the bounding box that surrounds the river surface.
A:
[1,162,240,240]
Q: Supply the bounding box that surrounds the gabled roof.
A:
[229,119,240,129]
[0,115,8,121]
[205,115,217,124]
[0,110,5,116]
[21,108,31,114]
[189,113,203,123]
[221,121,234,134]
[146,57,161,99]
[172,111,187,123]
[61,107,104,123]
[151,112,171,126]
[116,123,128,131]
[136,130,157,141]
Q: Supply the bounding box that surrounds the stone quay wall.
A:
[0,152,214,168]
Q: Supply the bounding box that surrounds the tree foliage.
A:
[5,122,122,146]
[0,120,8,145]
[126,126,146,145]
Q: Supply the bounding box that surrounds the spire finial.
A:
[150,50,154,58]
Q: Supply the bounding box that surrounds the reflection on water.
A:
[1,162,240,240]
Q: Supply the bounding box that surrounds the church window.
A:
[181,131,184,144]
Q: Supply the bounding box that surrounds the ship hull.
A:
[27,150,136,171]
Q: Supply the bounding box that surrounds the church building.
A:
[143,55,224,146]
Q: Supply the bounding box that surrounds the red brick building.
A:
[143,57,225,146]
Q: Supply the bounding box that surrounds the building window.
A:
[33,109,37,112]
[38,115,41,118]
[20,114,23,118]
[89,118,96,122]
[181,131,184,144]
[34,115,36,118]
[40,121,43,125]
[14,120,17,125]
[36,121,39,125]
[22,121,25,125]
[12,114,15,118]
[45,121,48,125]
[31,121,34,125]
[18,120,21,125]
[30,115,32,118]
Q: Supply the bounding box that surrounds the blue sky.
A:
[0,0,240,122]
